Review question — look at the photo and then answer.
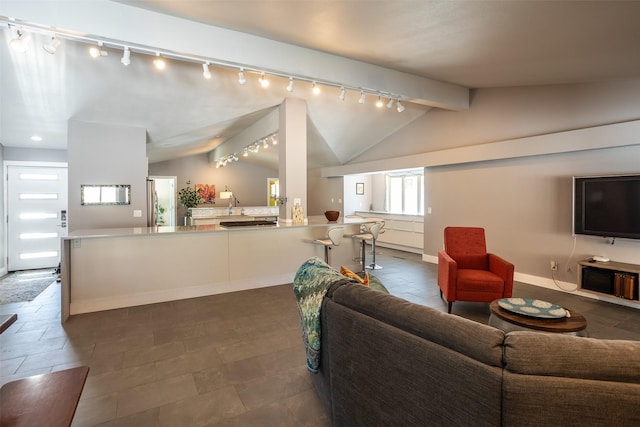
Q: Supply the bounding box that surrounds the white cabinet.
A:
[355,212,424,253]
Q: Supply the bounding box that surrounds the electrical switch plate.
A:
[73,239,81,248]
[133,210,142,217]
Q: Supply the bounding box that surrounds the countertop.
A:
[64,215,376,240]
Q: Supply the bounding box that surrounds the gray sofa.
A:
[311,281,640,426]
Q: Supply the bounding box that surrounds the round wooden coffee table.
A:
[489,300,588,336]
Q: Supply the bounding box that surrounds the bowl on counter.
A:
[324,210,340,222]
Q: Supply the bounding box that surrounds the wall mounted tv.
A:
[573,174,640,240]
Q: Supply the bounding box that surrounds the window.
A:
[385,171,424,215]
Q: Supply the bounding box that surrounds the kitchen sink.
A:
[219,220,278,227]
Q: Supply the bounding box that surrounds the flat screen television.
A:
[573,174,640,240]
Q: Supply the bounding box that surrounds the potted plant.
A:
[178,180,203,225]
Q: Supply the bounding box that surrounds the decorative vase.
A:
[324,210,340,222]
[184,211,193,226]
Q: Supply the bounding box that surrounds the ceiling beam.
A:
[2,0,469,111]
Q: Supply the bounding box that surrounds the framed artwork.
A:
[356,182,364,195]
[196,184,216,203]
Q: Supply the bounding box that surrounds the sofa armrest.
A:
[438,251,457,300]
[488,253,514,297]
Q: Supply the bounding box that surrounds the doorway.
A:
[268,178,279,206]
[149,176,176,226]
[5,162,68,272]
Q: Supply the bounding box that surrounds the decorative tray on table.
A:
[497,298,567,319]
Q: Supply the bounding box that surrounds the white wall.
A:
[343,174,372,215]
[3,147,67,163]
[68,120,147,231]
[341,78,640,285]
[0,145,4,275]
[149,154,277,219]
[307,168,343,216]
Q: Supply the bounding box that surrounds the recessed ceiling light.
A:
[31,135,43,142]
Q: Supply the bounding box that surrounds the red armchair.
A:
[437,227,514,313]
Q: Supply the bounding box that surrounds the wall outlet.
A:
[550,260,558,271]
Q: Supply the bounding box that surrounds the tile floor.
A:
[1,248,638,426]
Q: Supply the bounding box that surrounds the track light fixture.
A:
[0,19,411,113]
[43,34,60,54]
[215,132,278,168]
[89,41,108,58]
[10,27,29,53]
[121,46,131,66]
[259,72,269,88]
[153,52,165,70]
[202,62,211,79]
[339,87,346,101]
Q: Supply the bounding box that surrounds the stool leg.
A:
[366,238,383,270]
[360,240,366,273]
[324,246,329,263]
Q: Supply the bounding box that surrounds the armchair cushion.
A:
[457,270,506,293]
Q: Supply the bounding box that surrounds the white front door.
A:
[7,164,68,271]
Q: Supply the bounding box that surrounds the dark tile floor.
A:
[1,248,638,426]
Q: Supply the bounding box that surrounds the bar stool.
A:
[352,221,384,271]
[313,227,345,264]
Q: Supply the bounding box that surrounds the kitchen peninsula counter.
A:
[60,216,373,321]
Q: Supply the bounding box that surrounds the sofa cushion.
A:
[331,283,505,367]
[457,269,505,292]
[504,331,640,383]
[503,331,640,425]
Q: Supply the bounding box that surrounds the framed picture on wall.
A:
[356,182,364,195]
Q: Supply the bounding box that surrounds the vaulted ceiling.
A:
[2,1,640,170]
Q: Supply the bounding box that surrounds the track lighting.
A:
[339,87,346,101]
[89,41,107,58]
[121,47,131,66]
[238,68,247,85]
[202,62,211,79]
[0,19,410,114]
[10,27,29,53]
[263,139,269,149]
[43,34,60,54]
[243,148,249,157]
[259,72,269,88]
[153,52,165,70]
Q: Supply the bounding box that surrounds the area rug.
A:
[0,269,57,304]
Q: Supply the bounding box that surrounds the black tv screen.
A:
[573,174,640,240]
